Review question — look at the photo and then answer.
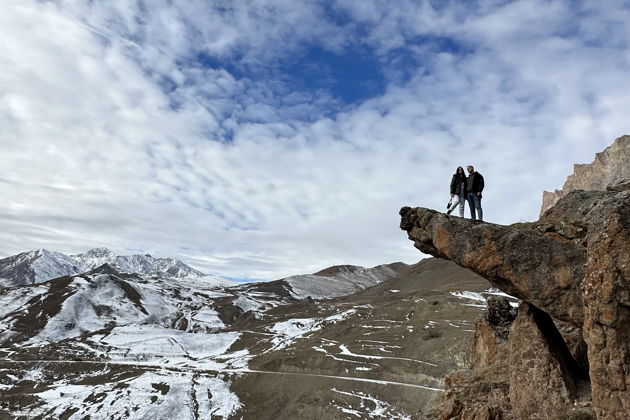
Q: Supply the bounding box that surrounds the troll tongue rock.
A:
[400,136,630,419]
[399,206,586,325]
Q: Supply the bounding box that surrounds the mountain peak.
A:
[1,248,206,288]
[79,247,115,258]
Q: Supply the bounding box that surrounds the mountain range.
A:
[0,246,497,419]
[0,248,211,289]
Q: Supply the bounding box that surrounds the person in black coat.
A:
[466,165,485,221]
[447,166,467,217]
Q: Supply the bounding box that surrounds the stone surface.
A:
[582,189,630,419]
[470,297,515,370]
[484,296,516,339]
[432,370,511,420]
[541,135,630,216]
[508,303,578,419]
[399,205,586,325]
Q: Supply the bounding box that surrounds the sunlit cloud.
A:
[1,0,629,279]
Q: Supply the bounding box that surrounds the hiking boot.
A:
[447,208,453,215]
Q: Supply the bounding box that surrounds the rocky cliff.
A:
[540,135,630,216]
[401,137,630,419]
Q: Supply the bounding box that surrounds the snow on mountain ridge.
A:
[0,247,207,288]
[70,248,205,277]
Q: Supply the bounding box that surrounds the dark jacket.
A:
[466,171,484,194]
[450,173,467,195]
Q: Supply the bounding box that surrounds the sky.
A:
[1,0,629,280]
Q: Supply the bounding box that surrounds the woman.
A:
[447,166,466,217]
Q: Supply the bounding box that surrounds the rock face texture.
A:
[508,303,579,419]
[582,188,630,418]
[470,297,515,370]
[541,135,630,216]
[401,137,630,419]
[399,205,587,325]
[430,298,515,419]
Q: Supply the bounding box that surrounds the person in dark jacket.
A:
[466,165,484,221]
[447,166,466,217]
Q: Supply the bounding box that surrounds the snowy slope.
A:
[0,247,211,288]
[0,249,80,288]
[71,248,206,277]
[284,263,406,299]
[0,270,236,347]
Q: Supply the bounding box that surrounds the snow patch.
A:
[332,388,412,419]
[34,371,241,420]
[268,310,356,351]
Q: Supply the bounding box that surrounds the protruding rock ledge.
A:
[399,205,586,325]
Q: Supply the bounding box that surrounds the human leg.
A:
[448,195,461,214]
[467,193,477,220]
[458,193,465,217]
[473,194,483,221]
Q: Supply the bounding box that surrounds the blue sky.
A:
[1,0,629,279]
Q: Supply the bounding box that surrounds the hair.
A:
[455,166,466,181]
[467,165,474,171]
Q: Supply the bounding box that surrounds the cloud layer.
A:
[1,0,629,279]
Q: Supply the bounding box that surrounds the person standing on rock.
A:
[466,165,484,221]
[447,166,467,217]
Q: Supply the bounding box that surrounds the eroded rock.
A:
[582,189,630,419]
[509,303,579,419]
[399,205,586,325]
[540,135,630,216]
[470,297,515,370]
[401,136,630,419]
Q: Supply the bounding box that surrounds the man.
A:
[466,165,484,221]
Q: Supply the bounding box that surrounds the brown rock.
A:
[470,322,502,370]
[509,303,579,419]
[470,297,515,370]
[399,206,586,325]
[540,135,630,216]
[436,394,463,420]
[484,296,516,338]
[582,190,630,419]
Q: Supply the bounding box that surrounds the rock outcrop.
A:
[401,136,630,419]
[541,135,630,216]
[470,297,515,370]
[399,205,587,325]
[508,303,580,419]
[430,297,515,419]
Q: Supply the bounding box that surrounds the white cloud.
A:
[1,0,629,279]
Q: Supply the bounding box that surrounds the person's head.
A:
[456,166,464,175]
[466,165,474,174]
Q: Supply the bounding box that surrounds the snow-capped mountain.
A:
[71,247,206,278]
[0,247,207,288]
[0,249,79,288]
